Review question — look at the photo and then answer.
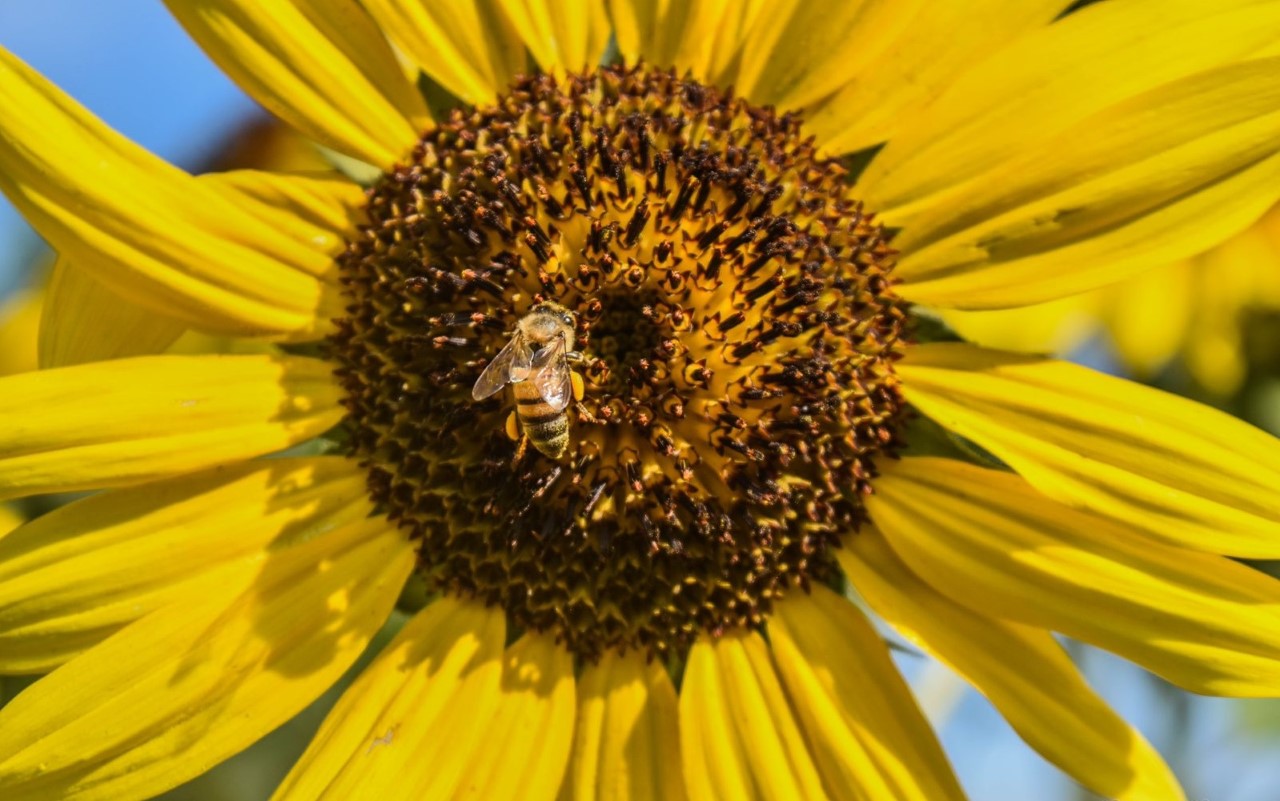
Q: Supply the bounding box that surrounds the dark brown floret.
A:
[331,65,907,660]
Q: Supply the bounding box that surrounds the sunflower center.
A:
[332,65,907,660]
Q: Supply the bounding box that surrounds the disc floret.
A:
[333,65,907,659]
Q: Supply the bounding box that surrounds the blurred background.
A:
[2,2,1280,799]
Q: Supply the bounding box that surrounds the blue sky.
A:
[0,0,263,292]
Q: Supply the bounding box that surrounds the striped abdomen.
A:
[514,381,569,458]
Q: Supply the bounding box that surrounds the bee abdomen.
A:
[514,388,569,457]
[521,410,569,457]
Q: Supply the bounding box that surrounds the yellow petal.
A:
[205,170,366,272]
[888,56,1280,308]
[0,50,341,339]
[0,457,370,673]
[497,0,611,76]
[1174,221,1280,395]
[937,294,1098,357]
[0,353,342,500]
[805,1,1066,155]
[1100,261,1194,378]
[680,631,826,801]
[842,529,1184,801]
[607,0,765,85]
[38,170,359,365]
[39,258,186,368]
[163,0,429,168]
[460,631,577,800]
[570,650,686,801]
[898,342,1280,558]
[869,457,1280,697]
[165,329,279,358]
[363,0,526,106]
[272,597,507,800]
[863,0,1280,225]
[730,0,922,112]
[0,517,414,801]
[0,283,43,376]
[768,585,967,801]
[1185,329,1247,399]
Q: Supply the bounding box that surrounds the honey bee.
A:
[472,302,583,458]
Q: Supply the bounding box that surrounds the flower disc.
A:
[333,65,907,659]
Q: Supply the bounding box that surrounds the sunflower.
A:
[943,201,1280,397]
[2,2,1280,800]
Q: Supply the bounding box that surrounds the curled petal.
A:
[869,457,1280,697]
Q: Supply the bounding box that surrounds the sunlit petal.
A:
[0,50,345,338]
[731,0,922,112]
[863,0,1280,224]
[843,529,1184,801]
[570,650,685,800]
[806,1,1067,155]
[870,457,1280,697]
[364,0,526,106]
[680,631,826,800]
[899,342,1280,557]
[273,598,508,800]
[163,0,430,167]
[0,354,342,500]
[890,58,1280,308]
[0,458,369,673]
[0,518,413,801]
[769,585,967,801]
[606,0,765,84]
[498,0,610,76]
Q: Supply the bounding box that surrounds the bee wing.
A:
[472,334,533,400]
[508,336,534,382]
[531,337,573,412]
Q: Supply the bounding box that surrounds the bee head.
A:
[530,302,575,330]
[521,302,573,342]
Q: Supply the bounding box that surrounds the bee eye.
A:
[562,315,573,325]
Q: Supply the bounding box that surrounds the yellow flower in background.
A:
[0,287,40,376]
[0,277,44,542]
[1,2,1280,801]
[944,203,1280,396]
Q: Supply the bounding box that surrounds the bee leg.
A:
[575,402,601,424]
[505,412,531,462]
[569,371,602,423]
[566,350,585,364]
